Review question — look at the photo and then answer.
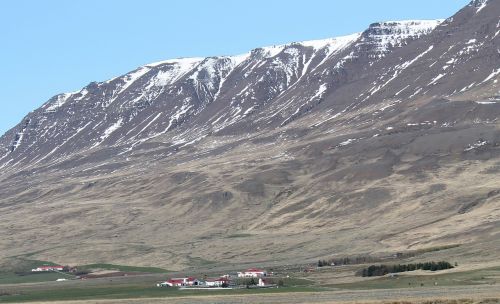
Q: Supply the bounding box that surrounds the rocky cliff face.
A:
[0,20,443,168]
[0,1,499,269]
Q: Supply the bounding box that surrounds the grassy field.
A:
[0,259,170,285]
[0,284,320,303]
[1,284,499,304]
[79,264,169,274]
[0,272,74,285]
[0,258,320,303]
[0,258,75,285]
[1,261,499,303]
[0,272,319,303]
[328,266,500,289]
[3,259,62,273]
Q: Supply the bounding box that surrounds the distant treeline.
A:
[358,261,454,277]
[317,256,382,267]
[317,245,460,267]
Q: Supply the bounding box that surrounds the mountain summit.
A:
[0,20,442,166]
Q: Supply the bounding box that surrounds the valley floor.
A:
[1,264,499,303]
[7,286,500,304]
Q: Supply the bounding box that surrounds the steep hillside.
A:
[0,0,498,270]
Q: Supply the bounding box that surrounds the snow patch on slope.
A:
[369,45,434,96]
[428,73,446,85]
[44,93,73,112]
[482,69,500,83]
[149,58,203,87]
[92,118,124,148]
[107,67,151,105]
[312,84,328,100]
[256,33,361,61]
[464,140,488,151]
[364,20,443,55]
[301,33,362,52]
[470,0,489,13]
[119,68,150,92]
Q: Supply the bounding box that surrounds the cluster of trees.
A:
[358,261,454,277]
[317,255,382,267]
[316,245,461,268]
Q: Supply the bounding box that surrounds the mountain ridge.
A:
[0,19,443,167]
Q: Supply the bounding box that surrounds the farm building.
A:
[204,277,230,287]
[237,268,267,278]
[157,277,201,287]
[31,265,65,272]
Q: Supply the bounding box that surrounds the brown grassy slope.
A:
[0,94,499,270]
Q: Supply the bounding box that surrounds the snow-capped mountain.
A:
[0,0,499,269]
[0,20,445,168]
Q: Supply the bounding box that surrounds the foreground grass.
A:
[0,285,320,302]
[380,300,500,304]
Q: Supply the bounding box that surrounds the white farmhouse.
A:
[204,277,230,287]
[32,265,65,272]
[156,277,200,287]
[237,268,267,278]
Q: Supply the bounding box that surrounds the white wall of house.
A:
[205,279,227,287]
[237,271,267,278]
[31,267,64,272]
